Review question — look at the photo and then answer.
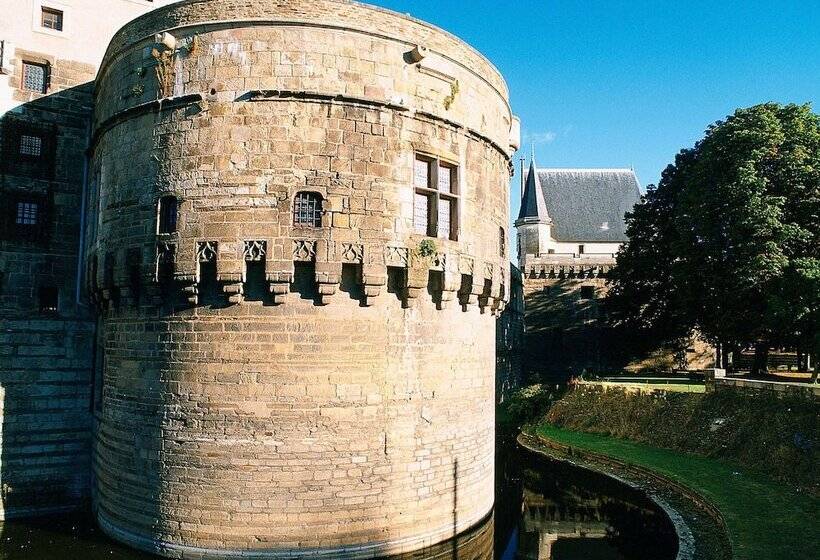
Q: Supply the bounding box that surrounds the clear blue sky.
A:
[374,0,820,231]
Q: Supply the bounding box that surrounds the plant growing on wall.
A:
[416,238,437,259]
[151,47,175,98]
[443,80,460,110]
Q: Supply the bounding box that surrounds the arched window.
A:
[293,192,323,227]
[499,227,506,258]
[157,196,178,234]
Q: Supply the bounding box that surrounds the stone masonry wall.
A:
[88,1,515,557]
[0,47,96,518]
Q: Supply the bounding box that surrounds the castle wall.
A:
[0,0,191,522]
[87,1,515,556]
[496,263,524,403]
[0,45,96,519]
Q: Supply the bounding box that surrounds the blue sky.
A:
[374,0,820,229]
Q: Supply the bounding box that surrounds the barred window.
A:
[19,134,42,157]
[41,7,63,31]
[22,61,48,93]
[1,118,57,179]
[293,192,323,227]
[157,196,178,234]
[16,202,39,225]
[413,154,459,240]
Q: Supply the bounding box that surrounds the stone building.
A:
[81,0,519,557]
[515,158,640,379]
[0,0,173,520]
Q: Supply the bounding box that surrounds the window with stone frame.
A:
[41,7,64,31]
[293,191,323,227]
[1,117,57,179]
[1,191,49,242]
[22,61,49,93]
[157,195,178,234]
[499,227,506,257]
[412,154,459,241]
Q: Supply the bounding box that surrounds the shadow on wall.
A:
[522,280,615,382]
[0,83,96,521]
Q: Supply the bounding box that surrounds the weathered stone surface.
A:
[87,1,515,557]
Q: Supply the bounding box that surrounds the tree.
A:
[607,103,820,376]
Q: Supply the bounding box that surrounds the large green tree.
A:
[607,103,820,376]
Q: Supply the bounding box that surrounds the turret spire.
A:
[516,153,550,224]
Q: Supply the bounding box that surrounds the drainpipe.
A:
[75,115,91,306]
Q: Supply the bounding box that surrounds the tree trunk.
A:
[750,342,769,377]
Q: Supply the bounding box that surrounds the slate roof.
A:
[517,166,641,242]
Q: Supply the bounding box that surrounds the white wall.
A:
[0,0,174,113]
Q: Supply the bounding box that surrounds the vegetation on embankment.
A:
[531,425,819,560]
[543,385,818,492]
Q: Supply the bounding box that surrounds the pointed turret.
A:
[515,156,551,225]
[514,155,554,266]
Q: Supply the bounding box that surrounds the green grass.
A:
[578,380,707,393]
[533,424,819,560]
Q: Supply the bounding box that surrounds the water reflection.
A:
[511,456,678,560]
[0,444,676,560]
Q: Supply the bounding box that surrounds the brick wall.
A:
[88,1,514,556]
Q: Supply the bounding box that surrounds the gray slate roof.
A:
[517,167,641,242]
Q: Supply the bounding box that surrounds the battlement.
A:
[87,236,508,314]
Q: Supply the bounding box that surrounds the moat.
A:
[0,443,677,560]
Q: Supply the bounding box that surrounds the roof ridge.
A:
[537,168,635,173]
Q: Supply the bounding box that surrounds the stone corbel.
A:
[176,273,198,305]
[217,242,243,305]
[267,261,293,304]
[314,261,341,306]
[405,263,429,307]
[361,263,386,307]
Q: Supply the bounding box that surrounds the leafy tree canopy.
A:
[607,103,820,368]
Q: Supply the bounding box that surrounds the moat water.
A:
[0,439,677,560]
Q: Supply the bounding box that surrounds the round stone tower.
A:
[86,1,519,557]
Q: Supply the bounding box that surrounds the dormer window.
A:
[157,196,178,234]
[293,191,323,227]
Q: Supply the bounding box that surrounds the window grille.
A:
[412,155,459,241]
[41,7,63,31]
[157,196,178,234]
[16,202,38,225]
[19,134,42,157]
[22,61,48,93]
[293,192,323,227]
[1,117,57,179]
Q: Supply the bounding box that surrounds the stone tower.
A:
[86,0,519,557]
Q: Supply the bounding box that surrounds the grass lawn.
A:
[534,424,819,560]
[577,380,707,393]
